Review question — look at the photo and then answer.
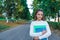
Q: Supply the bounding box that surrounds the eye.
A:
[41,14,43,16]
[37,14,43,16]
[37,14,40,15]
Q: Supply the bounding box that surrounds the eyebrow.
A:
[37,14,43,15]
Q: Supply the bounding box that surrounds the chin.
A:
[38,18,41,20]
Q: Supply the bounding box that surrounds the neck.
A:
[37,19,41,21]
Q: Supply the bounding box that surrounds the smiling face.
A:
[36,11,43,20]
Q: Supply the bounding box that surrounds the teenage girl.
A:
[29,9,51,40]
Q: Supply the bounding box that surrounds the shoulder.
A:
[43,21,48,23]
[30,20,38,25]
[42,21,49,24]
[31,20,36,23]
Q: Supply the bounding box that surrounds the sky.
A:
[27,0,33,16]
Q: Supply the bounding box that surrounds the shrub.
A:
[48,21,60,30]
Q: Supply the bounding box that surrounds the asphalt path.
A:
[0,24,60,40]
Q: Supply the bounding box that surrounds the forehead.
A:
[37,11,43,14]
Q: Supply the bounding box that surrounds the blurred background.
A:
[0,0,60,33]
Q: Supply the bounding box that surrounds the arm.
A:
[30,22,35,37]
[39,22,51,39]
[30,22,40,37]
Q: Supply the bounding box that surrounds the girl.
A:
[29,9,51,40]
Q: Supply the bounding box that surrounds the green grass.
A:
[0,16,5,20]
[0,24,10,32]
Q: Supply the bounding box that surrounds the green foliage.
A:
[18,0,31,20]
[48,22,60,30]
[32,0,60,19]
[0,16,5,19]
[0,0,31,20]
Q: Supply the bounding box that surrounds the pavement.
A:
[0,24,60,40]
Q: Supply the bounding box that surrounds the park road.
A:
[0,24,60,40]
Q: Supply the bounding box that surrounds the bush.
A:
[0,16,5,19]
[0,24,10,31]
[48,22,60,30]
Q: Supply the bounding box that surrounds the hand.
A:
[34,36,39,40]
[42,30,47,35]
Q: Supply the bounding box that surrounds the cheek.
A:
[40,15,43,18]
[37,15,43,18]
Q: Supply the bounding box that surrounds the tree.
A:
[0,0,31,23]
[32,0,60,22]
[19,0,31,20]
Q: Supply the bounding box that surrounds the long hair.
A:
[34,9,45,21]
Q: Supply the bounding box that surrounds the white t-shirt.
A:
[29,20,51,39]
